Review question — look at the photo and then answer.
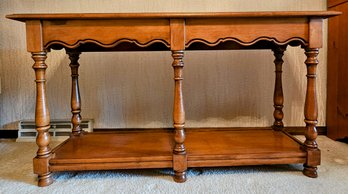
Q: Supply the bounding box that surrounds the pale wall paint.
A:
[0,0,327,129]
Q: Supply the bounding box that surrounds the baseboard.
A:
[0,126,327,139]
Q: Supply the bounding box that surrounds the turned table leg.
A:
[272,46,286,130]
[172,50,187,183]
[67,51,83,136]
[31,52,53,187]
[302,47,320,178]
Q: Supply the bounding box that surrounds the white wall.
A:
[0,0,327,129]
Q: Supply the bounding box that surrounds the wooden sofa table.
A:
[6,11,340,187]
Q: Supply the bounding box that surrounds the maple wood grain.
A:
[49,128,306,170]
[6,11,340,186]
[6,11,340,21]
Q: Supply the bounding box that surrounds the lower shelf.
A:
[49,128,307,172]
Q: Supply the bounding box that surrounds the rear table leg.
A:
[67,51,83,136]
[272,46,286,130]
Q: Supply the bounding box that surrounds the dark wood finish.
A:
[328,0,348,8]
[272,46,286,130]
[6,11,340,186]
[327,0,348,140]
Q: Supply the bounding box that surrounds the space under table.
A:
[6,11,340,187]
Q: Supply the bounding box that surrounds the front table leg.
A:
[32,52,53,186]
[303,47,320,178]
[172,50,187,182]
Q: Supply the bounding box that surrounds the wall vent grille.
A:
[17,119,94,142]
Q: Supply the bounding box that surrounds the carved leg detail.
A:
[303,164,318,178]
[272,46,286,130]
[303,47,320,178]
[37,172,53,186]
[172,50,187,183]
[67,51,83,136]
[32,52,53,187]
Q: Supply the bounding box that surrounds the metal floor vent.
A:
[17,119,94,142]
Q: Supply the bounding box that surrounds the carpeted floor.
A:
[0,135,347,194]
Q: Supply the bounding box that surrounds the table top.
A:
[6,11,341,21]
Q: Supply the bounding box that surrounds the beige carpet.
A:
[0,136,347,194]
